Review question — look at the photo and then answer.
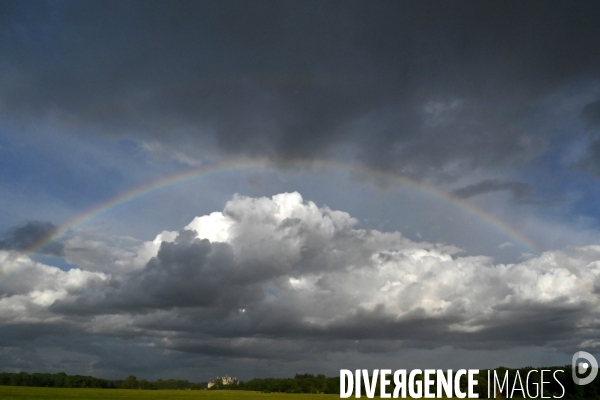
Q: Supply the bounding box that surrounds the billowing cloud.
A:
[1,193,599,370]
[0,251,107,325]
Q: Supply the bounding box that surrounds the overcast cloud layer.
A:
[2,0,600,381]
[2,1,600,176]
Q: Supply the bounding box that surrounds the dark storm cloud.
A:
[2,1,599,176]
[451,179,536,203]
[0,321,77,342]
[0,221,64,255]
[107,230,265,313]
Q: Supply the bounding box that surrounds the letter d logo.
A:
[572,351,598,385]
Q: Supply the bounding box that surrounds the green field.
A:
[0,387,341,399]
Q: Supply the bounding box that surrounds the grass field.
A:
[0,387,342,399]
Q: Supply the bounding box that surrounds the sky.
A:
[1,0,600,382]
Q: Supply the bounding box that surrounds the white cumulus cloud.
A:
[0,192,599,365]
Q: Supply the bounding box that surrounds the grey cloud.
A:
[115,231,264,312]
[1,2,599,177]
[0,221,64,256]
[452,179,536,203]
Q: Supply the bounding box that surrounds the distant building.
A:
[207,374,237,388]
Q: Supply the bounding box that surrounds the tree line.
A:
[0,372,206,390]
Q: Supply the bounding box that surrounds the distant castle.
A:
[207,374,237,388]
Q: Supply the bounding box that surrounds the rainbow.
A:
[26,157,540,255]
[1,158,542,285]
